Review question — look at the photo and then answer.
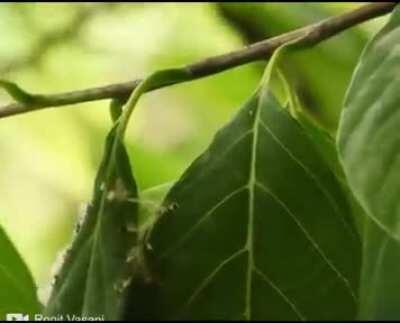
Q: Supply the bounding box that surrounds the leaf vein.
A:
[258,119,355,238]
[255,181,357,302]
[253,266,306,321]
[184,248,247,309]
[159,186,248,259]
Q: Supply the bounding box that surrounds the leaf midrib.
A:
[160,92,357,319]
[244,89,261,320]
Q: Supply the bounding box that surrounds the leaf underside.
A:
[0,227,41,320]
[337,5,400,320]
[147,85,361,320]
[45,125,139,320]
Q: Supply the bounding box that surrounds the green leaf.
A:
[338,4,400,241]
[145,65,361,319]
[356,218,400,320]
[0,226,41,320]
[337,4,400,320]
[45,102,139,320]
[45,68,191,320]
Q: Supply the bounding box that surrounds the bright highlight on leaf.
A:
[338,4,400,320]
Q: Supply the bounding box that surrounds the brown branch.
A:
[0,2,396,119]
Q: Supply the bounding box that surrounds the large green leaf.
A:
[337,4,400,320]
[0,226,41,320]
[146,71,361,319]
[45,108,139,320]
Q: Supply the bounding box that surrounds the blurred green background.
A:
[0,3,387,303]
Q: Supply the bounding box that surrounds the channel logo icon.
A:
[6,313,29,321]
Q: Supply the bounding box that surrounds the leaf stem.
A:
[103,68,191,190]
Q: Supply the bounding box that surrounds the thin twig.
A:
[0,2,396,119]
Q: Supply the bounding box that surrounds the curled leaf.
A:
[0,80,38,104]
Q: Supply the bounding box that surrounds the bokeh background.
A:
[0,3,388,302]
